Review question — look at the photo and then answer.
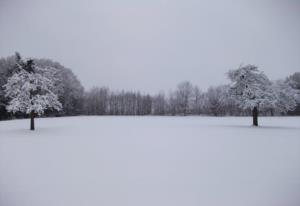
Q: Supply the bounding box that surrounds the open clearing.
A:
[0,116,300,206]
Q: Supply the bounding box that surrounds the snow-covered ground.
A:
[0,116,300,206]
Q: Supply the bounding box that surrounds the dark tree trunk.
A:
[270,109,274,116]
[252,107,258,126]
[30,111,35,130]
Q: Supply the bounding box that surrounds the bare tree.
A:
[84,87,109,115]
[191,86,206,115]
[174,81,193,115]
[152,92,166,115]
[205,86,224,116]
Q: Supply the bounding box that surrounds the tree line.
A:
[1,53,300,122]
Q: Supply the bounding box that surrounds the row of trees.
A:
[82,73,299,120]
[82,83,239,116]
[84,88,152,115]
[1,53,300,128]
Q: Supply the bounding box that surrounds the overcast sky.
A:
[0,0,299,93]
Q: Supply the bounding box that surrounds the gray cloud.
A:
[1,0,300,93]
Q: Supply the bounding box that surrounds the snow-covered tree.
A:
[34,59,84,116]
[286,72,300,90]
[228,65,275,126]
[286,72,300,115]
[3,57,62,130]
[0,54,85,120]
[271,80,297,114]
[228,65,297,125]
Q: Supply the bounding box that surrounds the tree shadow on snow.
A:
[218,124,300,130]
[0,126,65,138]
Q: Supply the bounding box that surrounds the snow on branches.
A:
[228,64,297,114]
[3,58,62,115]
[272,80,298,113]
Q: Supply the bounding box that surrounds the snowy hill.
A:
[0,116,300,206]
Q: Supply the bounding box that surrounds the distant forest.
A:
[1,53,299,120]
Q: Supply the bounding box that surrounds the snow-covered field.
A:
[0,116,300,206]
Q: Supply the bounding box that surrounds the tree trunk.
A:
[30,111,35,130]
[252,107,258,126]
[270,109,274,116]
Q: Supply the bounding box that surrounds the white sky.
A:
[0,0,300,93]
